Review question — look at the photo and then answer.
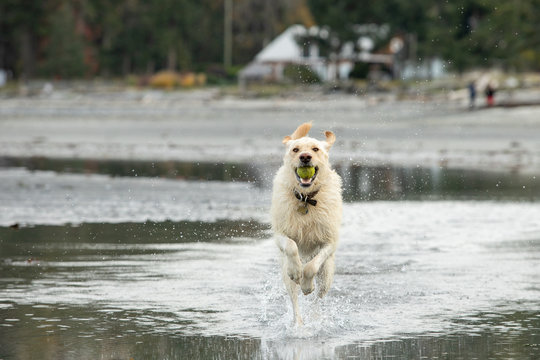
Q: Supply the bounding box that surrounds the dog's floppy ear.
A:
[283,122,312,145]
[324,130,336,149]
[291,122,312,140]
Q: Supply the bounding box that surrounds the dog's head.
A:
[282,122,336,189]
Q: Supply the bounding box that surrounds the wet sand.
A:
[1,88,540,173]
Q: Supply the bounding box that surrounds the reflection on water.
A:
[0,304,261,360]
[1,156,539,201]
[0,156,260,183]
[336,163,539,201]
[0,220,268,249]
[1,304,538,359]
[336,312,540,359]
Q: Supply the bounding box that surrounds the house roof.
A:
[255,25,306,63]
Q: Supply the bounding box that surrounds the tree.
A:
[0,0,47,78]
[40,2,86,78]
[307,0,540,72]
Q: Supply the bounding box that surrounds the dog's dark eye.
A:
[292,148,299,153]
[312,147,319,152]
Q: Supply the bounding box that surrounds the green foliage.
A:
[308,0,540,72]
[39,3,86,78]
[283,64,320,84]
[0,0,47,77]
[0,0,312,79]
[91,0,224,75]
[2,0,540,78]
[349,62,370,79]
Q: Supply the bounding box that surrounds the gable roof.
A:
[255,25,306,63]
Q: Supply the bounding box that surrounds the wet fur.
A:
[271,123,342,325]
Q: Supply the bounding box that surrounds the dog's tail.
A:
[283,122,312,144]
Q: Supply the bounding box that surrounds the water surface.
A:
[1,166,539,359]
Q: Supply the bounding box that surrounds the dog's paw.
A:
[302,261,317,279]
[300,263,316,295]
[300,276,315,295]
[287,259,303,284]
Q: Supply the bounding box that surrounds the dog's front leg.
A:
[300,243,336,295]
[275,235,303,284]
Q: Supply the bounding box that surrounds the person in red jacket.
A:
[485,83,495,107]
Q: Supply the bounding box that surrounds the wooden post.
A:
[224,0,232,69]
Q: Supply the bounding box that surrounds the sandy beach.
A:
[1,87,540,173]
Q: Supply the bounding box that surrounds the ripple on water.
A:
[1,201,540,359]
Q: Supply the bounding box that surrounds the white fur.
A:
[271,123,343,325]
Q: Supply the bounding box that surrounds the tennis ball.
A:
[296,166,315,179]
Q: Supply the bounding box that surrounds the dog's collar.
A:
[294,189,318,207]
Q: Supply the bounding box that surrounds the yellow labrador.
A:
[271,122,342,325]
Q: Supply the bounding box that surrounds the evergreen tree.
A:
[40,2,86,78]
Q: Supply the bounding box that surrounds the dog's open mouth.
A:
[295,166,319,187]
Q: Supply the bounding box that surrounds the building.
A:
[239,25,345,84]
[239,24,445,86]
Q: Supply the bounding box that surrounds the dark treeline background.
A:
[1,0,539,79]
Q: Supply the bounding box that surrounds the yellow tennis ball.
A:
[296,166,315,179]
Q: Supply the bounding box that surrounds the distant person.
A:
[485,83,495,107]
[468,81,476,108]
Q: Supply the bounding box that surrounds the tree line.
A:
[309,0,540,72]
[1,0,539,80]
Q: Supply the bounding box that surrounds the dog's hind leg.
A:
[316,254,335,298]
[281,262,303,325]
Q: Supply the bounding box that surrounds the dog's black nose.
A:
[299,153,312,164]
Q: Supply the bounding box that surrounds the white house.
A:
[239,24,444,85]
[238,25,348,84]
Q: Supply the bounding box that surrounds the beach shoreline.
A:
[1,87,539,174]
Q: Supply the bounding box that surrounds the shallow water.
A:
[1,157,538,204]
[1,166,539,359]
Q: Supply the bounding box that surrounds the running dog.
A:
[271,122,343,325]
